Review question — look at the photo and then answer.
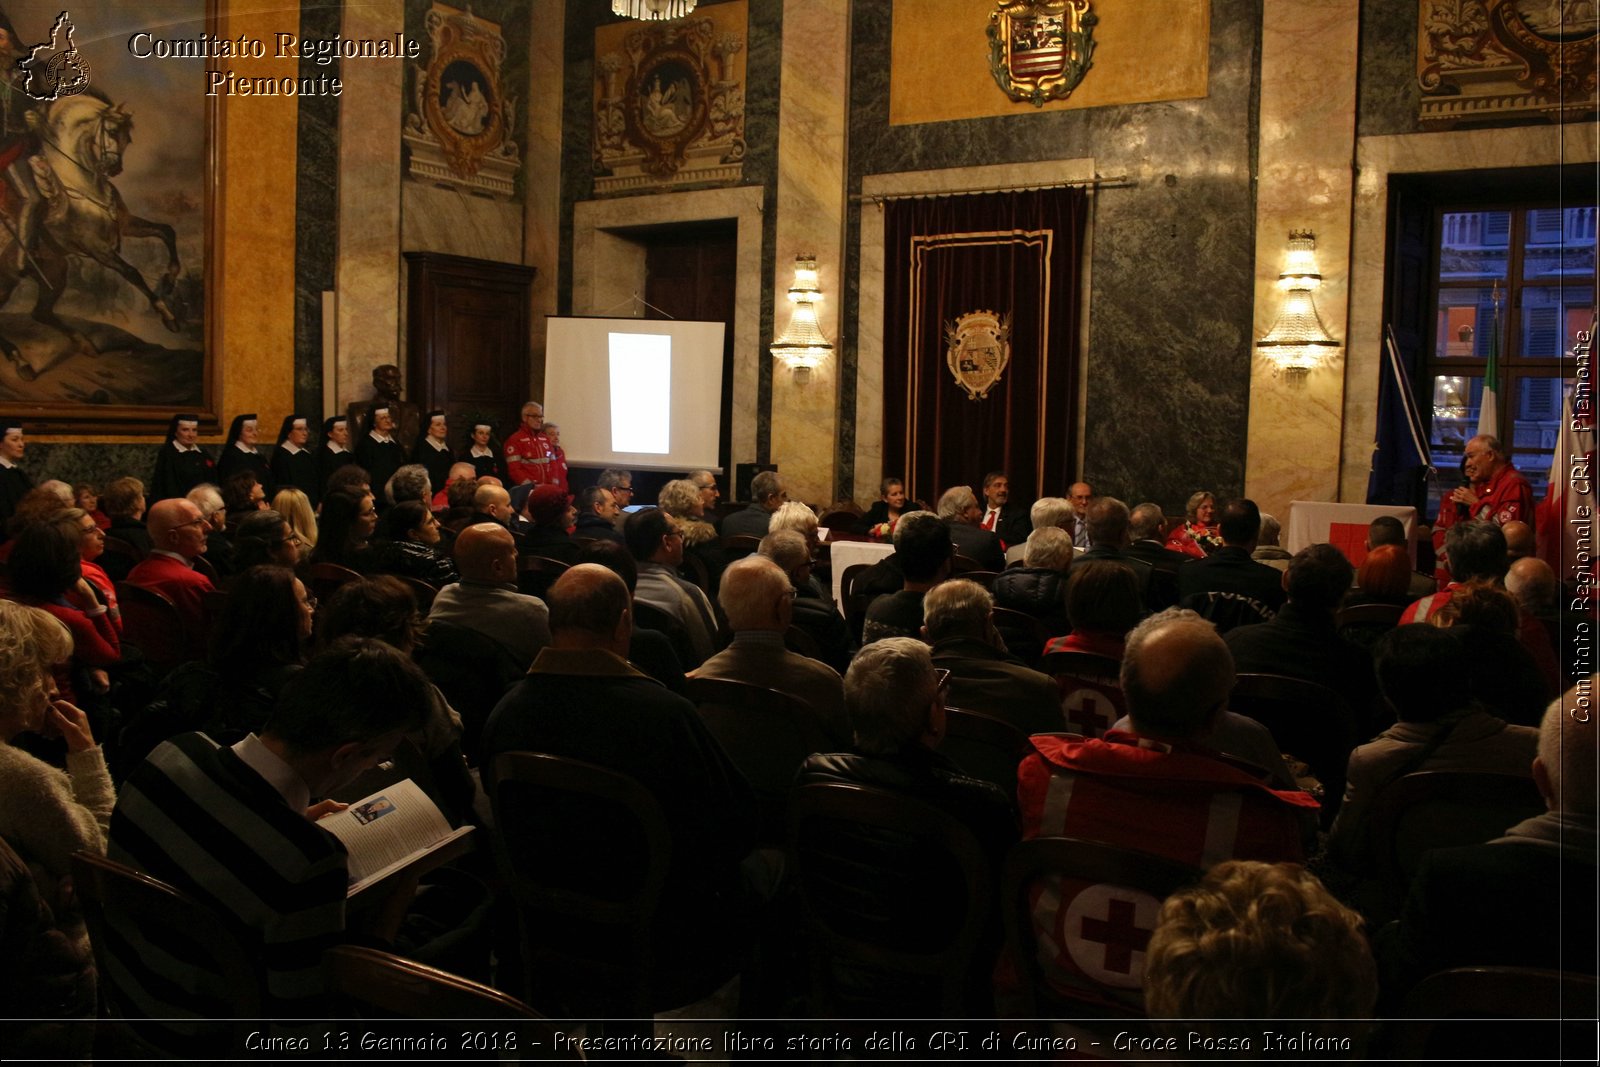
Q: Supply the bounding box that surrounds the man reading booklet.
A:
[105,638,454,1055]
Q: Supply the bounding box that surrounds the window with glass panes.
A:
[1425,204,1597,520]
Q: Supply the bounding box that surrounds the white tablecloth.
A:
[1284,501,1418,564]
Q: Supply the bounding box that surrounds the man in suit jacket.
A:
[1069,496,1156,604]
[1126,502,1190,605]
[1383,688,1597,1002]
[924,578,1062,736]
[977,470,1032,549]
[1176,498,1287,613]
[722,470,787,540]
[937,485,1004,571]
[690,555,849,746]
[125,497,216,663]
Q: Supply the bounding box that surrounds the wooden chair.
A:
[788,782,995,1017]
[784,622,823,660]
[1335,601,1405,630]
[961,569,1000,589]
[490,752,726,1018]
[632,600,697,668]
[117,581,188,675]
[840,562,875,645]
[1002,836,1200,1019]
[950,553,983,576]
[200,587,231,626]
[990,605,1051,668]
[1388,967,1599,1061]
[72,851,261,1053]
[678,549,711,592]
[396,575,438,613]
[686,677,830,843]
[720,533,763,558]
[939,706,1032,798]
[1041,650,1126,738]
[817,509,861,532]
[323,946,570,1038]
[307,561,362,604]
[1367,770,1545,891]
[1230,672,1360,824]
[101,534,146,576]
[516,555,568,601]
[190,553,220,584]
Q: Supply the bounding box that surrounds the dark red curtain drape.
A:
[882,188,1086,504]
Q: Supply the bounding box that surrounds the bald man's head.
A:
[473,484,512,524]
[546,563,631,653]
[1502,520,1535,560]
[1506,556,1557,614]
[453,522,517,583]
[1120,608,1235,740]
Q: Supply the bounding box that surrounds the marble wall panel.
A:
[526,0,567,396]
[845,0,1264,513]
[1244,0,1359,522]
[294,2,340,421]
[336,0,405,414]
[1356,0,1419,137]
[770,0,849,504]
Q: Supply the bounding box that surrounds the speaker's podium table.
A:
[1285,501,1419,566]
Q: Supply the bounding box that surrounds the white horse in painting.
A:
[0,93,182,378]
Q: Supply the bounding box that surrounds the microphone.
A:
[1454,476,1470,519]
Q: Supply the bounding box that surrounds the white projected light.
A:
[609,333,672,454]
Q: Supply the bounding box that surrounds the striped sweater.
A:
[106,732,347,1052]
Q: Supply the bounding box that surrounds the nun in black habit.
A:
[149,414,215,501]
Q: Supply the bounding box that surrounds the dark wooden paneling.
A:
[405,252,537,437]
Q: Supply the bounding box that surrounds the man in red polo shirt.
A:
[1433,435,1534,584]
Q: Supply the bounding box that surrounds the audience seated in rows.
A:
[937,485,1004,571]
[993,526,1073,635]
[626,508,718,667]
[1001,495,1074,566]
[229,509,304,574]
[658,477,728,592]
[107,640,433,1053]
[760,529,851,672]
[427,523,551,671]
[1176,498,1286,625]
[573,539,686,692]
[691,555,848,745]
[862,511,951,645]
[481,564,761,980]
[1225,543,1378,719]
[1381,685,1596,998]
[1432,580,1554,726]
[1019,609,1317,1002]
[1250,512,1293,571]
[367,500,458,586]
[1326,624,1539,878]
[923,578,1061,736]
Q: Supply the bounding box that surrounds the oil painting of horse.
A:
[0,3,208,429]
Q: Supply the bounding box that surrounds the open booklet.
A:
[316,778,474,895]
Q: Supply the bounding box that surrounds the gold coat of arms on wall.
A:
[945,310,1012,400]
[987,0,1098,108]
